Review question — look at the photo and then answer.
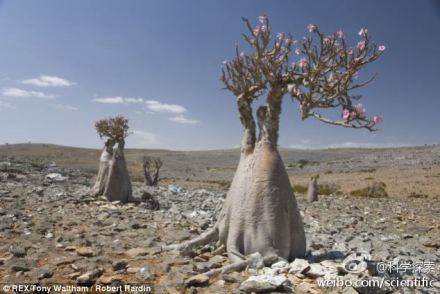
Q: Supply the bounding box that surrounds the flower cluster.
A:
[341,104,383,125]
[307,24,317,33]
[221,16,386,130]
[342,104,366,121]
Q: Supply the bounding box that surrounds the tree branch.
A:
[307,111,378,131]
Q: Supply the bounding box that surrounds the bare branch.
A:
[307,111,378,131]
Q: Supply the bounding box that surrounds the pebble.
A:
[305,263,327,278]
[76,268,104,285]
[11,259,36,272]
[76,247,94,257]
[239,274,291,293]
[125,247,150,258]
[289,258,310,274]
[112,260,128,271]
[185,274,210,287]
[9,245,27,257]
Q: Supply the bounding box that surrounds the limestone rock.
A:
[289,258,310,274]
[239,274,292,293]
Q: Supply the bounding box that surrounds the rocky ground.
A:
[0,160,439,293]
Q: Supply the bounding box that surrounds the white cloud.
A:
[127,130,157,148]
[169,115,199,124]
[2,88,54,99]
[22,75,75,87]
[93,97,124,104]
[56,104,78,111]
[145,100,186,114]
[92,96,144,104]
[125,98,144,103]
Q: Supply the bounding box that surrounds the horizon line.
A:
[0,142,438,153]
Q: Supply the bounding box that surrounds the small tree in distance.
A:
[142,156,162,186]
[91,115,132,202]
[164,16,385,270]
[95,116,130,144]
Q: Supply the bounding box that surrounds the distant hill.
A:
[1,143,439,182]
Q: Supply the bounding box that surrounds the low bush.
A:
[350,181,388,198]
[293,184,308,193]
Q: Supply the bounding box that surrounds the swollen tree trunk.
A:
[91,141,132,203]
[163,90,306,263]
[91,145,112,196]
[217,140,306,262]
[217,90,306,262]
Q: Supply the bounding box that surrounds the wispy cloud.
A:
[127,130,157,148]
[2,87,54,99]
[325,142,409,149]
[289,139,312,149]
[92,96,143,104]
[22,75,76,87]
[125,97,144,103]
[56,104,78,111]
[145,100,186,114]
[289,141,409,149]
[169,115,199,124]
[94,97,199,124]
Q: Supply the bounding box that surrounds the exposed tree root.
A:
[203,259,250,277]
[212,244,226,256]
[162,225,219,253]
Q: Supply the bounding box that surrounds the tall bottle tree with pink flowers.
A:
[164,16,384,265]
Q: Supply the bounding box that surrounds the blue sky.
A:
[0,0,439,150]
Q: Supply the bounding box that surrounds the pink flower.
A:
[258,15,267,23]
[323,37,331,45]
[358,28,368,37]
[335,30,344,39]
[277,32,285,40]
[307,24,317,33]
[357,40,366,51]
[298,58,308,68]
[253,26,261,36]
[239,51,245,58]
[342,109,350,120]
[372,115,384,124]
[378,45,386,52]
[354,103,366,116]
[347,48,354,55]
[295,48,301,55]
[261,25,268,33]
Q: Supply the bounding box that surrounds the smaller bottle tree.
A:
[91,115,132,202]
[142,156,162,186]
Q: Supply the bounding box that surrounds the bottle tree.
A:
[91,115,133,203]
[164,16,385,264]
